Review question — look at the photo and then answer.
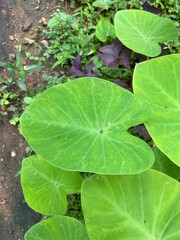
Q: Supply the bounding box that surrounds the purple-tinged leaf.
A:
[69,55,98,77]
[69,55,83,77]
[99,45,115,56]
[85,61,99,77]
[98,39,122,69]
[111,38,122,56]
[134,124,151,141]
[85,61,95,73]
[99,39,122,56]
[113,79,132,92]
[113,79,129,88]
[68,66,84,77]
[73,55,83,71]
[119,46,132,68]
[98,53,118,69]
[98,39,132,69]
[141,0,161,14]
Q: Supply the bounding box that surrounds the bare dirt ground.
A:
[0,0,67,239]
[0,115,41,240]
[0,0,66,59]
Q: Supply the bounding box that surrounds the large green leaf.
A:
[82,170,180,240]
[152,146,180,181]
[21,155,82,215]
[20,78,154,174]
[25,216,89,240]
[133,54,180,166]
[114,10,179,57]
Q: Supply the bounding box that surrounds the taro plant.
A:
[114,9,179,57]
[19,10,180,239]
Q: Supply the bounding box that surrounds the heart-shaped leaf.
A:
[25,216,89,240]
[98,39,121,68]
[20,78,154,174]
[96,17,116,42]
[133,54,180,166]
[21,155,82,215]
[82,169,180,240]
[114,10,179,57]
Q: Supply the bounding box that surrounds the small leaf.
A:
[93,0,113,10]
[16,51,23,70]
[69,56,98,77]
[99,53,118,69]
[114,10,179,57]
[25,64,43,72]
[19,70,26,80]
[51,59,64,70]
[9,115,19,125]
[25,216,89,240]
[69,66,84,77]
[23,96,34,105]
[98,39,122,68]
[82,169,180,240]
[96,17,116,42]
[0,62,18,71]
[21,155,82,215]
[119,46,132,68]
[73,55,83,71]
[17,80,27,91]
[85,61,99,77]
[69,55,84,77]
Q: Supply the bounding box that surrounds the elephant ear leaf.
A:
[25,216,89,240]
[20,77,154,175]
[133,54,180,166]
[21,155,82,215]
[114,10,179,57]
[82,169,180,240]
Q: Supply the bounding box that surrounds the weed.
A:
[44,6,101,68]
[0,51,43,123]
[42,74,72,88]
[148,0,180,14]
[0,51,43,91]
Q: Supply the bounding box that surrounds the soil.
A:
[0,115,41,240]
[0,1,70,239]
